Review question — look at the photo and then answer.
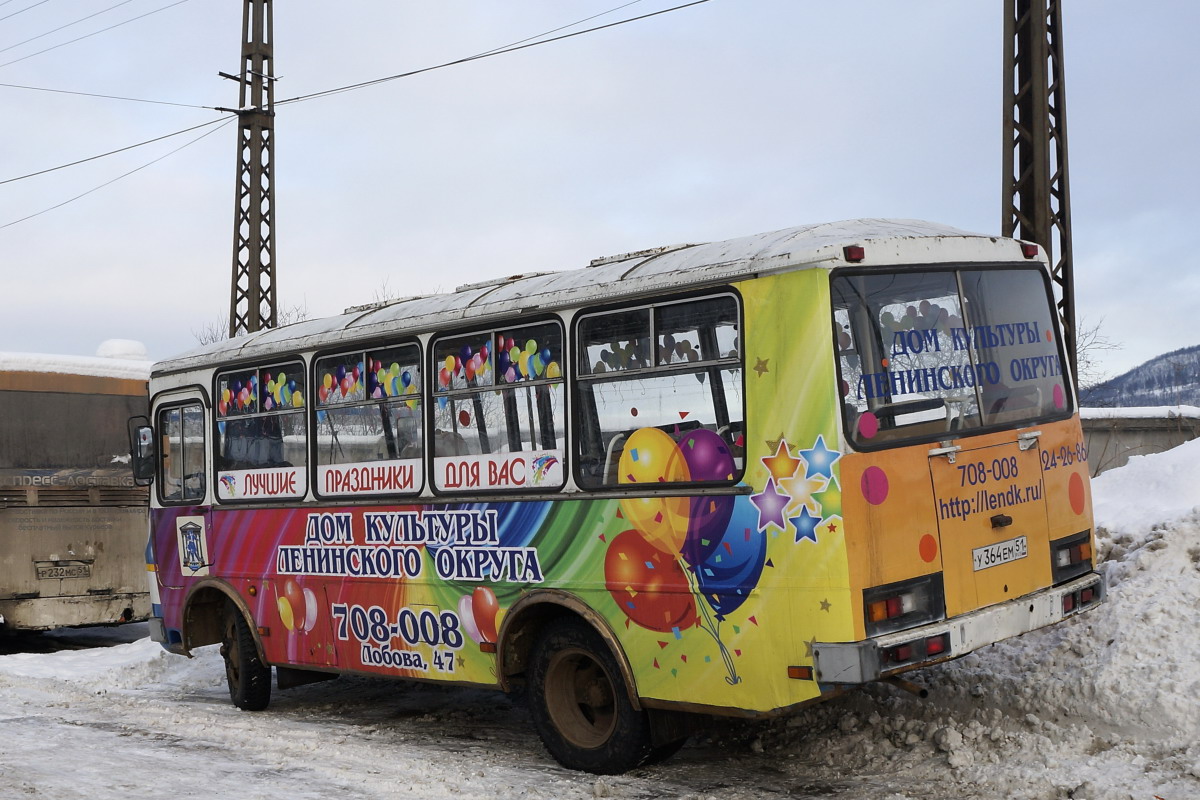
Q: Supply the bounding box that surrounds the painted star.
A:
[753,357,770,377]
[820,598,831,612]
[800,435,841,480]
[765,431,787,452]
[781,473,825,517]
[751,478,789,532]
[762,439,803,482]
[813,480,843,517]
[790,506,820,544]
[804,637,817,658]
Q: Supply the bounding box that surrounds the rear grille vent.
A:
[0,485,148,507]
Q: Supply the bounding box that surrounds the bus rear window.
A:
[832,266,1068,448]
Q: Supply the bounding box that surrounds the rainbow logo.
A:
[530,454,559,484]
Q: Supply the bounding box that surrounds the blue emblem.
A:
[180,522,204,573]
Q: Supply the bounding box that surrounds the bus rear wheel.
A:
[528,619,653,774]
[220,600,271,711]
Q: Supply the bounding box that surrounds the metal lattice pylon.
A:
[1002,0,1076,377]
[226,0,276,338]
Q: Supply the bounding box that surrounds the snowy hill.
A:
[1082,343,1200,406]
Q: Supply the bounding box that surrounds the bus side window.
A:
[575,295,744,489]
[313,345,424,489]
[430,323,566,492]
[214,362,307,500]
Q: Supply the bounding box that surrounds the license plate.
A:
[972,536,1027,571]
[35,562,92,580]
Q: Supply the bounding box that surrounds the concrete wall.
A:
[1081,407,1200,475]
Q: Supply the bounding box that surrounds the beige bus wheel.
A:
[528,619,653,773]
[220,600,271,711]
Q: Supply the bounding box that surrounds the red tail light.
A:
[1051,531,1094,584]
[864,574,945,636]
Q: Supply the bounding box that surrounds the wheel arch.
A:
[496,589,642,711]
[181,579,268,664]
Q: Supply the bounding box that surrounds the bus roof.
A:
[154,218,1029,376]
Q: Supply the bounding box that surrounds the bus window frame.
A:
[428,316,569,497]
[310,339,426,501]
[211,357,309,504]
[829,261,1075,453]
[154,397,208,507]
[571,288,747,493]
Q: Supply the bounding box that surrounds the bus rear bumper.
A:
[0,593,149,632]
[813,571,1105,684]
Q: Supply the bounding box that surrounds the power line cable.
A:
[0,1,708,189]
[0,0,189,70]
[0,117,233,231]
[0,114,232,187]
[0,79,215,108]
[276,0,711,107]
[472,0,645,58]
[0,0,51,24]
[0,0,135,56]
[0,0,646,110]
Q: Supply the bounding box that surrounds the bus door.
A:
[151,395,211,594]
[927,435,1051,617]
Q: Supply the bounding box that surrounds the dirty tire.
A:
[220,600,271,711]
[528,618,653,774]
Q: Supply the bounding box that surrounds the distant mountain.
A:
[1081,344,1200,407]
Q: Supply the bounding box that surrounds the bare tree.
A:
[192,301,311,346]
[1074,316,1121,393]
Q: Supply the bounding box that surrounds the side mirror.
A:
[128,416,155,486]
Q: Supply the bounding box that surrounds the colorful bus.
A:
[1,352,151,631]
[135,219,1104,773]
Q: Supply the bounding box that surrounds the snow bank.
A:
[723,442,1200,798]
[95,339,149,361]
[0,350,150,380]
[1080,405,1200,420]
[1092,435,1200,532]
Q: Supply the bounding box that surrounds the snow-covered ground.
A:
[3,443,1200,799]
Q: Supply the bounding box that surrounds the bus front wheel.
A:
[220,601,271,711]
[528,619,653,774]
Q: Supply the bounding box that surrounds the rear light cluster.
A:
[1056,541,1092,568]
[863,573,946,636]
[1062,580,1103,615]
[868,594,915,623]
[1051,530,1094,584]
[881,632,951,668]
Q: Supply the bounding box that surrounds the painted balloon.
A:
[677,429,737,564]
[277,596,295,631]
[283,579,304,613]
[604,529,697,632]
[695,501,768,616]
[472,586,500,643]
[698,500,764,579]
[617,427,691,553]
[458,595,483,644]
[302,587,318,632]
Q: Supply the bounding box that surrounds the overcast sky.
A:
[1,1,1196,381]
